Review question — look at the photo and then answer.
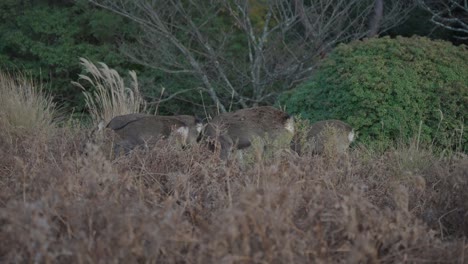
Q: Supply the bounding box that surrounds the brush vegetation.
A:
[1,69,468,263]
[281,36,468,152]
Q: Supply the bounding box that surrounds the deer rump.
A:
[203,106,294,159]
[291,119,355,156]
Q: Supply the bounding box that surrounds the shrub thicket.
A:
[1,124,468,263]
[280,36,468,151]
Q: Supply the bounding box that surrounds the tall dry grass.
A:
[72,58,146,128]
[0,71,56,142]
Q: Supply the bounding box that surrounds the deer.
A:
[201,106,295,160]
[291,119,355,156]
[106,113,203,156]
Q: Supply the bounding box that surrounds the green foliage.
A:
[0,0,234,117]
[280,36,468,151]
[0,0,140,111]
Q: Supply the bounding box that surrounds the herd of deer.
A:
[104,106,355,160]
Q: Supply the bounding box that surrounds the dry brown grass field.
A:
[1,70,467,263]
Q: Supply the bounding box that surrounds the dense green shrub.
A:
[280,36,468,152]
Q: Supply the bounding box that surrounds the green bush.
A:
[280,36,468,152]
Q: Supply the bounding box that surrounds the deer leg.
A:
[219,135,234,160]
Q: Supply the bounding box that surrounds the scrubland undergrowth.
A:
[1,72,468,263]
[1,126,468,263]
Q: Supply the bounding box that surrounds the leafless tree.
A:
[418,0,468,40]
[368,0,384,37]
[88,0,415,113]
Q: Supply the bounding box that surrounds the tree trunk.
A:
[368,0,384,37]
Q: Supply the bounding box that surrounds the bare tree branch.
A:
[88,0,416,113]
[418,0,468,39]
[146,88,195,105]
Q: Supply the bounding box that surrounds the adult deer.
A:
[202,106,295,160]
[107,113,202,156]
